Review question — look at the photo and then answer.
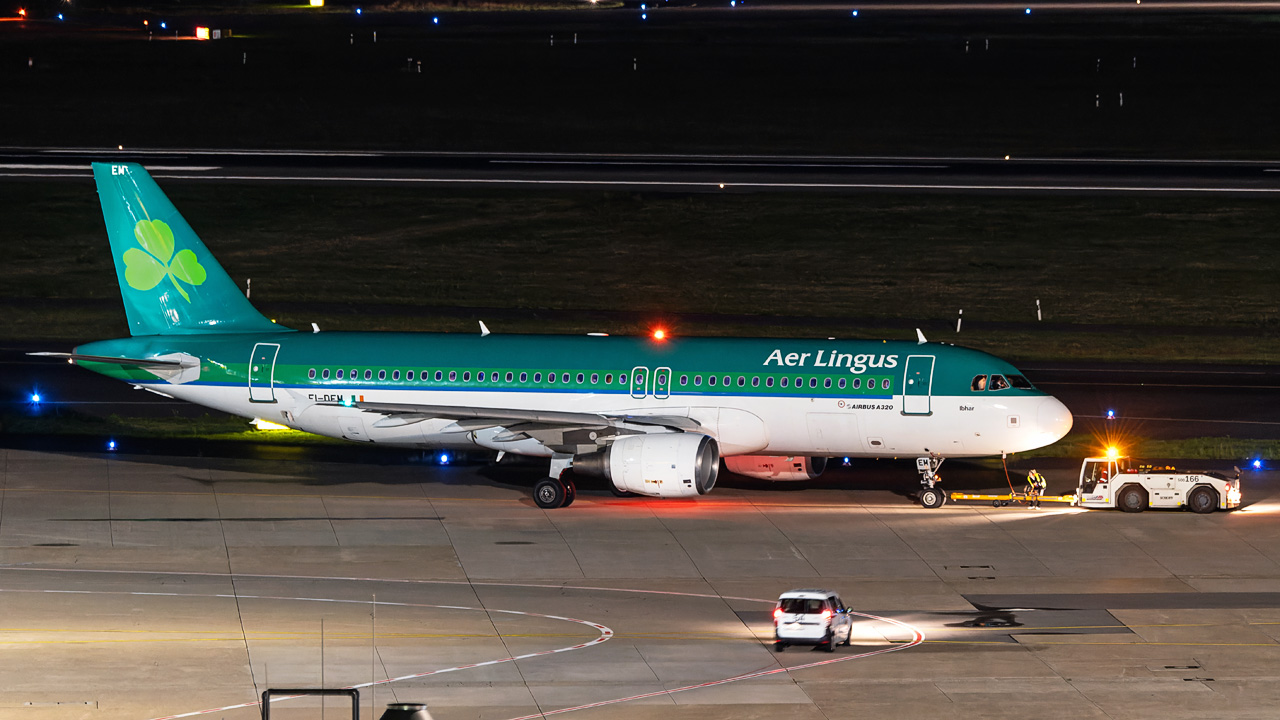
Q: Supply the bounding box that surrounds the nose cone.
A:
[1037,396,1074,445]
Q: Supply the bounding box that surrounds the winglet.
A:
[479,321,491,337]
[916,328,927,345]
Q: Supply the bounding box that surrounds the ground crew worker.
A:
[1026,469,1047,507]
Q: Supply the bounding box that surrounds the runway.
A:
[3,447,1280,720]
[8,147,1280,195]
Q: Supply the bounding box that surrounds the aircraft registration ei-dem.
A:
[33,163,1073,509]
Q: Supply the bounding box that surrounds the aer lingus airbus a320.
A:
[36,163,1072,509]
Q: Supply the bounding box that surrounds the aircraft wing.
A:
[329,400,702,454]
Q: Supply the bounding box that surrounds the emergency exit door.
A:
[902,354,935,415]
[248,343,281,403]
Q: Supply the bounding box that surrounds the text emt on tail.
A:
[36,163,1072,509]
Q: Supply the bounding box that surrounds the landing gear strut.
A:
[533,453,577,509]
[917,455,946,509]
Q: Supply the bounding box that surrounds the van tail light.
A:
[773,608,782,620]
[821,609,832,620]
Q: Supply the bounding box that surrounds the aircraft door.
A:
[248,343,281,403]
[902,354,935,415]
[630,366,649,399]
[654,367,672,399]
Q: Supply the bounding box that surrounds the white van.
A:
[773,589,853,652]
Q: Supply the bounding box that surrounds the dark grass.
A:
[8,10,1280,156]
[2,179,1278,363]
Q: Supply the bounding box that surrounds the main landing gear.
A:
[533,453,577,509]
[916,455,946,509]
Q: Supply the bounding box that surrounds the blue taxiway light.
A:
[641,13,647,19]
[30,393,41,404]
[433,16,439,23]
[1106,409,1115,419]
[438,452,451,465]
[851,9,859,16]
[356,7,362,14]
[159,21,166,28]
[1025,7,1031,13]
[57,13,63,20]
[107,440,117,452]
[1254,459,1264,470]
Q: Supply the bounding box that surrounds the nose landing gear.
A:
[917,455,946,509]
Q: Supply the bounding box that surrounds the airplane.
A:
[33,162,1073,509]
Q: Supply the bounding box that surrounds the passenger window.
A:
[336,369,344,380]
[809,377,817,389]
[605,373,612,384]
[478,371,486,382]
[838,378,846,389]
[694,375,702,386]
[308,368,316,379]
[766,377,774,387]
[534,372,542,383]
[449,371,457,382]
[852,378,861,389]
[591,373,599,384]
[793,376,801,387]
[824,378,832,389]
[365,370,373,380]
[752,377,760,387]
[392,370,400,381]
[507,372,515,382]
[709,375,717,386]
[520,372,528,382]
[658,372,668,385]
[737,376,745,387]
[321,369,330,380]
[378,370,386,381]
[563,372,570,383]
[883,379,891,391]
[463,371,471,382]
[435,371,443,382]
[680,374,688,385]
[971,374,988,391]
[781,377,788,387]
[989,374,1009,390]
[620,374,627,384]
[723,375,730,386]
[407,371,414,381]
[548,373,556,384]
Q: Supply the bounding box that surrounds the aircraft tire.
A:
[920,488,945,509]
[534,478,567,509]
[563,479,577,508]
[610,485,636,498]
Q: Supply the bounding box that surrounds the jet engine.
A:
[724,455,828,481]
[574,434,719,498]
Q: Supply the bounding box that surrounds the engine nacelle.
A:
[724,455,828,481]
[574,434,719,498]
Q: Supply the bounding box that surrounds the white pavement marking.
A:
[0,567,926,720]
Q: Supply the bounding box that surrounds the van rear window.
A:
[779,598,826,614]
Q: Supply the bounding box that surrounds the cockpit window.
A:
[1007,374,1034,389]
[971,375,988,391]
[989,374,1010,390]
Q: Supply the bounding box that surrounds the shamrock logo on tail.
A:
[123,219,207,302]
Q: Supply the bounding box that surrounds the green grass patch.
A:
[1,412,345,446]
[1024,434,1280,461]
[3,181,1277,364]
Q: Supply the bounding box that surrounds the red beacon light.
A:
[652,328,667,341]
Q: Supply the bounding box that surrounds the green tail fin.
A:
[92,162,289,336]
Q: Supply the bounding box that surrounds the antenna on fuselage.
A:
[479,321,491,337]
[915,328,927,345]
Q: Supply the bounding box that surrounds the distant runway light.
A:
[439,452,451,465]
[1106,409,1115,419]
[1025,7,1031,13]
[1254,458,1264,470]
[107,440,117,452]
[641,12,647,19]
[57,13,63,19]
[433,16,439,23]
[851,9,859,16]
[731,0,736,6]
[159,20,166,28]
[29,392,41,404]
[355,7,362,14]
